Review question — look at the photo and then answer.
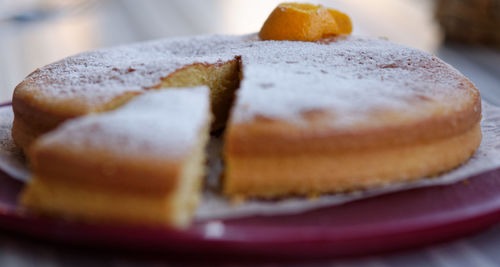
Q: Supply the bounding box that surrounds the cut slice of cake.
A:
[20,87,211,227]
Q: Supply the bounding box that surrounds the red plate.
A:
[1,103,500,260]
[2,170,500,260]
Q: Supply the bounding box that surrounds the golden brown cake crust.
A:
[225,81,481,156]
[29,143,181,195]
[12,34,483,200]
[225,123,482,197]
[21,178,179,226]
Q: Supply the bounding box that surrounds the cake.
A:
[14,3,482,226]
[21,88,211,227]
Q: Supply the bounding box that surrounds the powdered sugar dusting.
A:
[23,35,241,110]
[36,87,210,159]
[232,36,475,127]
[21,34,475,125]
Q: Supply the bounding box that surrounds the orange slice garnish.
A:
[259,2,352,41]
[327,9,352,35]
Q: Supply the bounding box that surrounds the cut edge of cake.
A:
[20,87,213,227]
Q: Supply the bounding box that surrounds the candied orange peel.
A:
[259,2,352,41]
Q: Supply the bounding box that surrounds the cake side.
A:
[224,123,481,197]
[20,88,211,227]
[225,79,481,156]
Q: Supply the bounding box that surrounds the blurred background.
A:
[0,0,499,104]
[0,1,499,265]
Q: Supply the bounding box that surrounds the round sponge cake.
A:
[13,34,482,199]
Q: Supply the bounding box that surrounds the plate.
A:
[1,106,500,260]
[1,165,500,259]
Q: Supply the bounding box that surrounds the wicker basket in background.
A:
[436,0,500,47]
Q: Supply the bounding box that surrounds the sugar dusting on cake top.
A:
[22,34,476,128]
[36,87,210,158]
[233,35,476,128]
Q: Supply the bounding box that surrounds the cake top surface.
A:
[20,34,477,129]
[35,87,210,159]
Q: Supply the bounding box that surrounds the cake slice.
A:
[20,87,211,227]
